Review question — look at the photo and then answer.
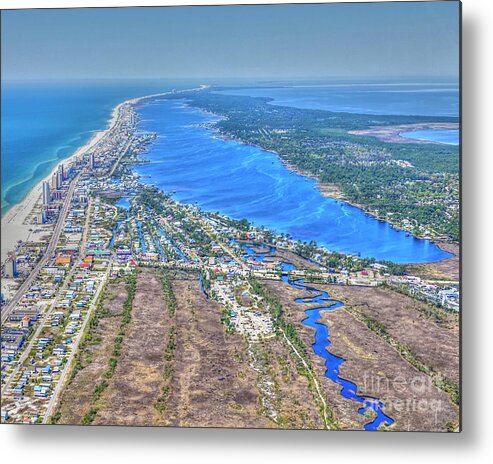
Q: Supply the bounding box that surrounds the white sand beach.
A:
[1,86,206,264]
[1,101,121,264]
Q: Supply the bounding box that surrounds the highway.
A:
[0,197,92,396]
[1,172,82,324]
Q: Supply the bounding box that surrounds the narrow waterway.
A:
[242,243,394,430]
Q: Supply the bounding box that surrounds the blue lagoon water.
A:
[135,98,451,263]
[1,80,195,215]
[3,80,455,263]
[215,82,459,117]
[400,129,459,145]
[115,197,131,209]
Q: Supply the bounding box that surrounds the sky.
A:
[1,2,460,81]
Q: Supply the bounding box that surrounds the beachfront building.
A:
[42,181,51,206]
[50,172,58,191]
[5,258,18,278]
[57,171,63,189]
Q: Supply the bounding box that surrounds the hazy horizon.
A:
[2,2,460,81]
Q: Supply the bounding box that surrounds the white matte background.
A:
[0,0,490,462]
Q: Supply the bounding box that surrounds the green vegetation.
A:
[82,408,98,425]
[169,90,459,241]
[345,305,459,405]
[155,326,176,414]
[81,273,137,425]
[50,411,61,424]
[159,270,177,316]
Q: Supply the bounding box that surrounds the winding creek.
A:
[242,243,394,430]
[126,94,457,429]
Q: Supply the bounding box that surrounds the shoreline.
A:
[180,102,457,264]
[2,87,454,267]
[349,122,460,145]
[0,89,200,265]
[1,102,122,264]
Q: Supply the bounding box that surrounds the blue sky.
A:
[1,2,460,80]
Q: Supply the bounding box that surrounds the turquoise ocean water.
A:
[2,80,457,263]
[1,80,195,215]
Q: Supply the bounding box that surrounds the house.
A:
[41,365,52,374]
[13,387,24,399]
[69,310,81,320]
[55,254,72,266]
[33,385,50,397]
[21,315,31,328]
[53,344,66,357]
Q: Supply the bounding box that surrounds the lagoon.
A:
[399,129,459,145]
[134,98,451,264]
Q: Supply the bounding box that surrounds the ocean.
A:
[1,79,196,215]
[2,80,456,263]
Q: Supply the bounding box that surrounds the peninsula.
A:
[0,88,459,431]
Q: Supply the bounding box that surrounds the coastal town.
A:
[1,92,459,430]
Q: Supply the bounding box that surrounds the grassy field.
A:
[56,281,128,424]
[263,280,459,431]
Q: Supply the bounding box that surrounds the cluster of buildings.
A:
[212,278,274,341]
[0,101,140,423]
[390,275,460,312]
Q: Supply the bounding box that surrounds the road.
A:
[1,198,93,396]
[1,172,82,324]
[107,136,134,178]
[43,264,110,423]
